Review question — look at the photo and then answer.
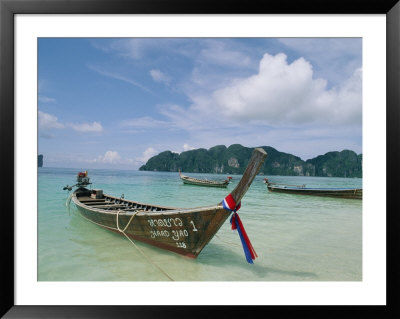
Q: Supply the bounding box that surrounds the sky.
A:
[38,38,362,169]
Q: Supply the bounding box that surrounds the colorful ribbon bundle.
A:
[222,194,258,264]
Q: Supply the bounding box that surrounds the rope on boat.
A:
[65,192,73,215]
[66,192,73,208]
[116,210,174,281]
[116,210,136,233]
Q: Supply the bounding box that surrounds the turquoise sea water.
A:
[38,167,362,281]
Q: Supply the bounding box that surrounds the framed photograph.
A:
[1,0,398,317]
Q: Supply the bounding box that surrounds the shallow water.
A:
[38,168,362,281]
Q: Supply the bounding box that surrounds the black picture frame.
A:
[1,0,399,318]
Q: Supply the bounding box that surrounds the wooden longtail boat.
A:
[64,148,267,258]
[264,179,362,200]
[179,170,232,188]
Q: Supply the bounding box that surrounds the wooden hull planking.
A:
[72,191,229,257]
[267,184,362,199]
[180,175,229,188]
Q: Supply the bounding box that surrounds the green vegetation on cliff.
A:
[139,144,362,178]
[306,150,362,178]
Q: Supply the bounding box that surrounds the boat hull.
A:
[181,177,229,188]
[72,191,230,258]
[267,185,362,199]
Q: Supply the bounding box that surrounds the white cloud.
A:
[81,151,141,167]
[158,104,207,131]
[68,121,103,133]
[94,38,189,60]
[183,144,195,151]
[140,147,158,162]
[187,53,361,126]
[120,116,170,129]
[115,52,361,159]
[88,151,121,164]
[150,69,171,85]
[279,38,361,59]
[199,40,252,68]
[100,151,121,163]
[154,53,361,132]
[108,39,151,59]
[38,111,104,136]
[88,65,153,94]
[38,111,64,130]
[39,110,104,135]
[279,38,362,86]
[39,95,56,103]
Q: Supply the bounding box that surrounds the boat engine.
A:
[63,170,91,191]
[76,171,91,187]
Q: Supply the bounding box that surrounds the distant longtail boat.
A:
[179,170,232,188]
[264,179,362,200]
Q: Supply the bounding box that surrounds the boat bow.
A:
[227,147,267,205]
[219,148,267,263]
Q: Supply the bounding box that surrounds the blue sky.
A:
[38,38,362,169]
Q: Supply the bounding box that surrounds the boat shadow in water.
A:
[68,213,317,280]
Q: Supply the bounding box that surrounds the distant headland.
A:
[38,154,43,167]
[139,144,362,178]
